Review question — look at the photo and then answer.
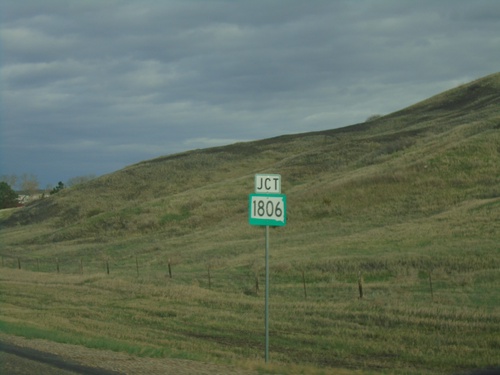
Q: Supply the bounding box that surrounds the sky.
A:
[1,0,500,188]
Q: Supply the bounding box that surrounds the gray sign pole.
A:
[265,225,270,363]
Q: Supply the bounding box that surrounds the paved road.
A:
[0,341,123,375]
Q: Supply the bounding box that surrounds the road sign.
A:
[249,193,286,226]
[249,174,287,363]
[255,174,281,194]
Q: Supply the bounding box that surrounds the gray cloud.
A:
[1,0,499,187]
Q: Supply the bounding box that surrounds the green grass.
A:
[1,263,498,373]
[1,72,500,374]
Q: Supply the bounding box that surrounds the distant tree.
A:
[1,174,18,189]
[50,181,66,195]
[20,173,39,195]
[0,182,19,209]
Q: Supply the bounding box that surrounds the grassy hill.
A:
[1,72,499,374]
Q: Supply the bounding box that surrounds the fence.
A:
[3,252,499,302]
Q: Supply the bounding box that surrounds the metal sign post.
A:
[265,224,270,362]
[249,174,286,363]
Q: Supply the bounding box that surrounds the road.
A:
[0,341,122,375]
[0,335,259,375]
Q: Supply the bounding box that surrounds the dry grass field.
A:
[1,72,500,374]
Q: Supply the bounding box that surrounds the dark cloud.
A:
[1,0,499,186]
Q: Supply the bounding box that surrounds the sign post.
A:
[265,224,270,362]
[249,174,286,363]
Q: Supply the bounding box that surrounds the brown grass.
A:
[1,72,500,374]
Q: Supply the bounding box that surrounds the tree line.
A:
[0,174,96,209]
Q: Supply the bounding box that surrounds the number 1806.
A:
[252,198,283,218]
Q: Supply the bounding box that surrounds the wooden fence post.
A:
[302,270,307,300]
[207,265,211,289]
[168,258,172,278]
[358,272,363,299]
[428,271,434,301]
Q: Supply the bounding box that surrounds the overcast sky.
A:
[1,0,499,188]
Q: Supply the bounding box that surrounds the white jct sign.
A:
[255,174,281,194]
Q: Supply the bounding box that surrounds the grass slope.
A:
[1,72,500,374]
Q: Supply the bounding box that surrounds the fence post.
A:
[168,258,172,278]
[207,265,211,289]
[302,270,307,300]
[358,272,363,299]
[428,271,434,301]
[18,258,21,270]
[106,260,110,275]
[56,258,60,273]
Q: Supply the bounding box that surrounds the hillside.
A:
[3,73,500,243]
[1,72,499,374]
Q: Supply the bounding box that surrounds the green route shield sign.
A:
[248,193,287,227]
